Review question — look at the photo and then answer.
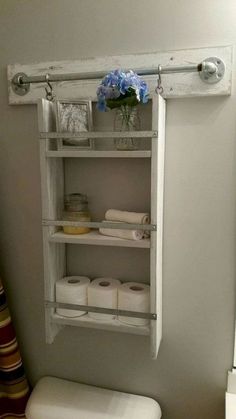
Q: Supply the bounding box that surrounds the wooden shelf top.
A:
[49,230,150,248]
[51,313,150,336]
[46,150,151,158]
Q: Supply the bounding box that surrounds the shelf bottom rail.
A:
[45,301,157,320]
[42,220,156,231]
[39,131,158,140]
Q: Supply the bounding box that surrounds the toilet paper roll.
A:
[118,282,150,326]
[56,276,90,318]
[88,278,121,321]
[105,209,150,225]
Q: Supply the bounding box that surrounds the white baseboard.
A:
[226,392,236,419]
[227,371,236,394]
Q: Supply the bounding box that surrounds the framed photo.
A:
[55,100,93,149]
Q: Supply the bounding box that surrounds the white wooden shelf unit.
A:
[38,94,166,359]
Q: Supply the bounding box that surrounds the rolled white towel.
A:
[99,221,143,241]
[105,209,150,225]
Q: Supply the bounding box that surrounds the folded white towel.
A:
[99,221,143,241]
[105,209,150,225]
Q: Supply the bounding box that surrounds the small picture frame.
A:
[55,100,93,149]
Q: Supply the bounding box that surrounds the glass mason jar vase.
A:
[62,193,91,235]
[113,105,140,150]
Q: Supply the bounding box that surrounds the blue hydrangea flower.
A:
[96,69,149,111]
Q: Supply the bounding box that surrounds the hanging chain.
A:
[155,65,164,95]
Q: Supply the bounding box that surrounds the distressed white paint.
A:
[38,99,65,343]
[8,45,232,105]
[51,313,150,336]
[37,95,165,355]
[150,95,165,359]
[49,230,151,249]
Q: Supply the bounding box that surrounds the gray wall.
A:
[0,1,235,418]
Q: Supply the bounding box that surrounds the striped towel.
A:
[0,279,30,419]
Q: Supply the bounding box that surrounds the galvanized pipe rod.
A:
[15,64,204,85]
[160,63,202,74]
[45,301,157,320]
[11,57,225,96]
[42,220,156,231]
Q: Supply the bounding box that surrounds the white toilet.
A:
[25,376,161,419]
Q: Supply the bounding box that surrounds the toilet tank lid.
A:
[26,376,161,419]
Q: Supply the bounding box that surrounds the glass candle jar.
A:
[62,193,91,235]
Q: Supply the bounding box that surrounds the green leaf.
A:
[107,95,139,109]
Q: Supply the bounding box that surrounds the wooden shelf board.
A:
[46,150,151,158]
[51,313,150,336]
[49,230,150,248]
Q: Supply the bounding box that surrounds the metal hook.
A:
[45,74,55,101]
[155,65,164,95]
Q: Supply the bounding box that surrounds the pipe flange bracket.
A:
[11,72,30,96]
[199,57,225,84]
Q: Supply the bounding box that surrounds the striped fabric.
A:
[0,279,30,419]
